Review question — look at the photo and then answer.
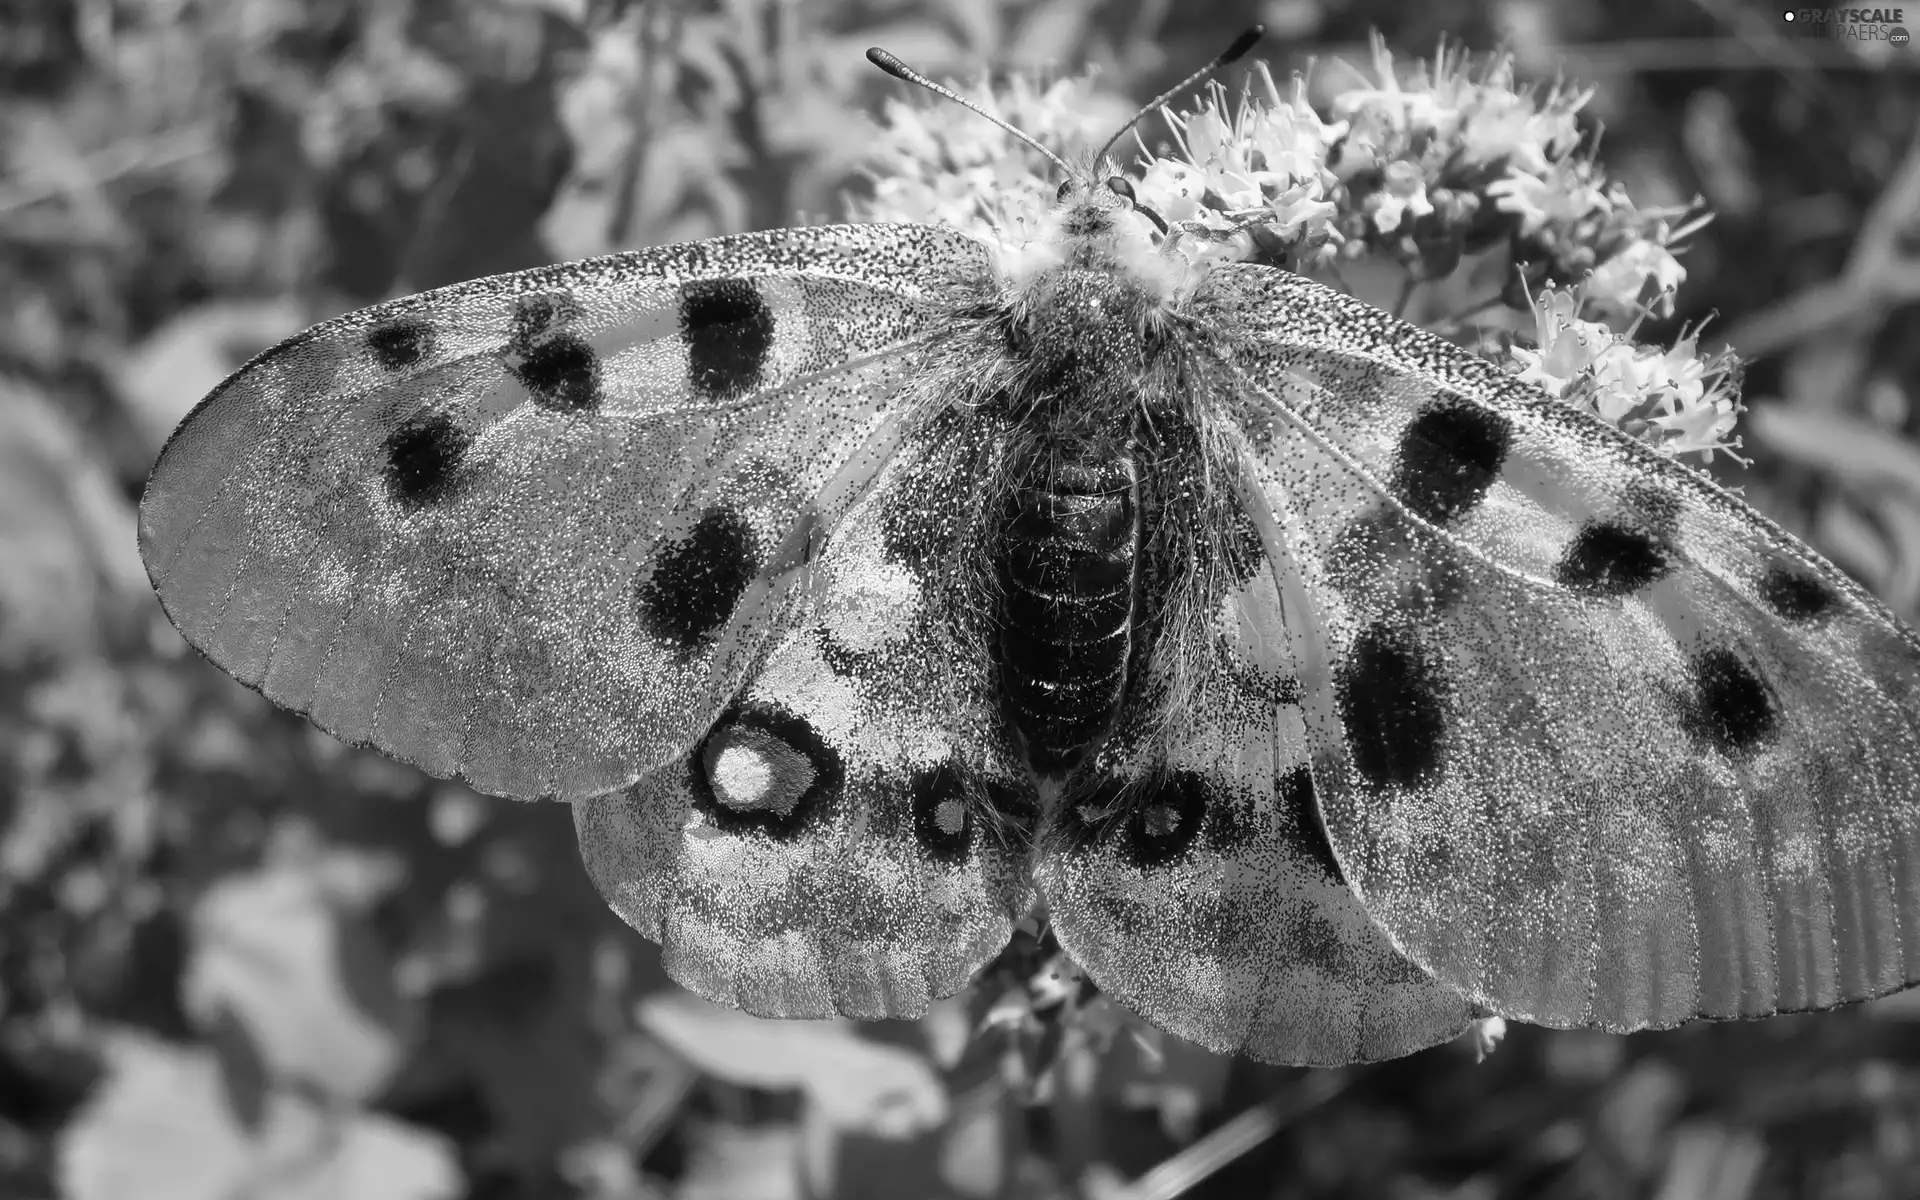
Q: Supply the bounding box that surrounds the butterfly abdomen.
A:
[995,454,1139,774]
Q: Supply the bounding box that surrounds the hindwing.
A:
[1035,544,1474,1065]
[574,438,1033,1017]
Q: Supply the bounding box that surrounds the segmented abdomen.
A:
[995,455,1138,774]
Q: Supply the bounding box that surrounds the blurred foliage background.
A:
[3,0,1920,1197]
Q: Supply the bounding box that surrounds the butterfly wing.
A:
[1192,263,1920,1030]
[140,224,988,801]
[1035,550,1474,1065]
[574,435,1033,1017]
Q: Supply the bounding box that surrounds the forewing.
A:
[141,224,988,801]
[574,438,1031,1017]
[1192,263,1920,1030]
[1036,553,1473,1065]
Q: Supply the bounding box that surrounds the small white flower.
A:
[1650,391,1742,459]
[1587,239,1687,318]
[1488,164,1610,235]
[1370,160,1435,233]
[1332,36,1462,136]
[1135,158,1206,224]
[1511,288,1615,395]
[1511,289,1742,461]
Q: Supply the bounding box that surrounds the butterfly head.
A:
[1053,174,1169,238]
[979,169,1185,301]
[867,30,1265,291]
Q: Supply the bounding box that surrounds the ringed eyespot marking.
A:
[634,506,758,652]
[1337,622,1450,788]
[908,761,973,863]
[1556,519,1673,598]
[1758,564,1835,622]
[690,703,841,839]
[1392,401,1512,525]
[681,278,775,401]
[1684,646,1778,755]
[366,320,434,370]
[383,412,470,508]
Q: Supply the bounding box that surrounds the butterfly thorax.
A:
[1007,271,1160,392]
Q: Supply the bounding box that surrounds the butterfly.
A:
[138,34,1920,1068]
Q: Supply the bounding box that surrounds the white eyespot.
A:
[710,745,774,809]
[701,724,818,817]
[934,797,967,836]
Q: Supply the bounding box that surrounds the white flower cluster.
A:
[1513,288,1744,462]
[850,37,1738,461]
[1128,67,1345,267]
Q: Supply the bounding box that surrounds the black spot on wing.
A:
[367,320,434,370]
[1279,766,1343,884]
[1336,623,1449,788]
[909,761,974,864]
[1683,646,1777,755]
[1392,401,1511,525]
[506,294,600,412]
[1556,519,1673,598]
[690,703,842,840]
[681,278,774,401]
[635,507,758,652]
[1758,564,1835,622]
[1055,771,1206,869]
[383,412,470,507]
[510,336,600,412]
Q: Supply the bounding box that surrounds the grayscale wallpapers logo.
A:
[1783,8,1911,40]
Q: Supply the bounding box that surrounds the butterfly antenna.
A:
[866,48,1078,180]
[1092,25,1265,172]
